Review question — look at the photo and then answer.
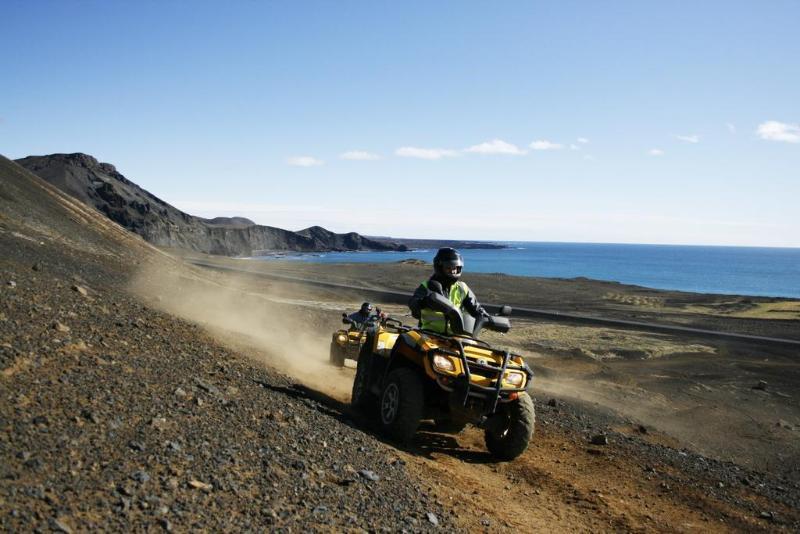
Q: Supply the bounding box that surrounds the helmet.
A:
[359,302,373,314]
[433,247,463,283]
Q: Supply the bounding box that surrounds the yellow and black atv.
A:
[351,295,535,460]
[329,313,370,367]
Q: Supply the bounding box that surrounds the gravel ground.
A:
[0,234,452,532]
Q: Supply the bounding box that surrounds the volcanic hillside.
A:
[15,153,405,256]
[0,155,457,530]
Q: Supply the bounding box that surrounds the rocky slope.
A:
[14,153,405,257]
[0,155,449,531]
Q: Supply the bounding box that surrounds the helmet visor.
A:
[440,258,463,276]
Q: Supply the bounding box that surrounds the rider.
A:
[408,248,486,334]
[347,302,374,329]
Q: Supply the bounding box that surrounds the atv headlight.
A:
[504,371,525,387]
[337,334,347,343]
[432,354,455,373]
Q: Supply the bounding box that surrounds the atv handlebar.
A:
[424,293,511,337]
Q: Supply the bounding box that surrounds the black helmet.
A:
[359,302,373,314]
[433,247,463,282]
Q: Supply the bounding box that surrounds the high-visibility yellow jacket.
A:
[409,277,484,334]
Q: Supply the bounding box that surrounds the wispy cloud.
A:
[726,123,736,134]
[674,134,700,143]
[648,149,664,156]
[569,144,580,150]
[756,120,800,143]
[577,137,589,144]
[464,139,526,155]
[530,140,563,151]
[339,150,380,161]
[395,146,459,160]
[287,156,324,167]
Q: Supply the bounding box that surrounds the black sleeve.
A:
[461,285,487,317]
[408,283,430,319]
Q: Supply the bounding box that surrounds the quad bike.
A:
[329,313,376,367]
[351,294,535,461]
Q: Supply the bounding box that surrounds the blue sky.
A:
[2,1,799,246]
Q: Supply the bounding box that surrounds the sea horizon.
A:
[251,241,800,299]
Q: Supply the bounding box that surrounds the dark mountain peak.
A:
[297,225,332,237]
[17,152,97,171]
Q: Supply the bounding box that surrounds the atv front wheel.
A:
[484,393,535,461]
[379,368,424,443]
[329,341,345,367]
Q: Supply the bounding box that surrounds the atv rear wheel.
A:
[379,368,424,443]
[484,393,535,461]
[329,341,345,367]
[351,351,376,413]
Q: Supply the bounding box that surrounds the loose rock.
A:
[131,470,150,483]
[359,469,380,482]
[53,321,70,333]
[71,284,89,297]
[189,479,213,492]
[590,434,609,446]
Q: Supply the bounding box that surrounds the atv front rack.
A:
[454,338,513,412]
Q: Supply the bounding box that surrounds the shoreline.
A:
[242,252,800,300]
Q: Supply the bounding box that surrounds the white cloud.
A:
[530,140,563,151]
[395,146,459,160]
[726,123,736,134]
[648,149,664,156]
[287,156,324,167]
[577,137,589,144]
[569,144,580,150]
[339,150,380,161]
[674,134,700,143]
[756,120,800,143]
[464,139,527,155]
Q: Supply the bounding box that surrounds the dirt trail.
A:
[403,427,739,532]
[320,363,794,533]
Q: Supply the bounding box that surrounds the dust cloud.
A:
[129,261,355,401]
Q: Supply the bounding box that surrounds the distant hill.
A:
[369,236,506,250]
[15,153,406,256]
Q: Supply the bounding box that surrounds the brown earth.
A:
[2,156,799,531]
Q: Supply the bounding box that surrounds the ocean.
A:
[253,242,800,299]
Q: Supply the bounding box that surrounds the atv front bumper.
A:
[424,338,532,414]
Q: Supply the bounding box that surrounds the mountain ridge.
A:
[14,153,406,257]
